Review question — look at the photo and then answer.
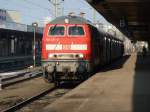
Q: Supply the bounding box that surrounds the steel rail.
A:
[2,86,56,112]
[0,71,43,90]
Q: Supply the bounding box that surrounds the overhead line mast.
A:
[48,0,64,18]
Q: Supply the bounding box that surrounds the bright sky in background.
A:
[0,0,108,26]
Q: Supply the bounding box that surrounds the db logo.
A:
[63,44,70,50]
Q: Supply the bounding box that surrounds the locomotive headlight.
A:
[54,54,57,58]
[65,18,69,23]
[79,54,84,58]
[75,54,84,58]
[48,54,54,58]
[48,54,57,58]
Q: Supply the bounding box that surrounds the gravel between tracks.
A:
[0,77,52,111]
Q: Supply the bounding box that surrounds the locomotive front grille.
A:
[56,54,74,59]
[48,53,84,59]
[42,60,90,73]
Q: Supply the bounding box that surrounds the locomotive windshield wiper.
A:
[51,24,57,31]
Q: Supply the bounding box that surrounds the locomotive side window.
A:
[68,26,84,36]
[48,26,65,36]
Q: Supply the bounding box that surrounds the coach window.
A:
[68,26,85,36]
[48,26,65,36]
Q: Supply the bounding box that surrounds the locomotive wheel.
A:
[84,73,88,79]
[52,72,60,87]
[82,72,90,81]
[76,72,87,82]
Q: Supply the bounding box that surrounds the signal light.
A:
[65,18,69,23]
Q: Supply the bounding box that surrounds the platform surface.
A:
[43,54,150,112]
[0,66,41,78]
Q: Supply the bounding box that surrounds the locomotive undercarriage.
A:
[42,60,90,85]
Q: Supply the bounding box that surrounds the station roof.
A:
[86,0,150,42]
[0,21,43,34]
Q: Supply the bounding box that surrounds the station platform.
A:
[43,53,150,112]
[0,66,41,78]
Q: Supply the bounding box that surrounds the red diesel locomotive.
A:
[42,16,124,85]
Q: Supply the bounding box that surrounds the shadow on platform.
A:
[133,54,150,112]
[96,55,130,73]
[59,81,80,89]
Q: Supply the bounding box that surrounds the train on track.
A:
[42,15,129,85]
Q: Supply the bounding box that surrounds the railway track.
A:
[17,82,77,112]
[0,69,42,90]
[2,86,57,112]
[0,69,80,112]
[1,81,78,112]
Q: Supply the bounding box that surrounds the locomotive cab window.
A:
[68,26,85,36]
[48,26,65,36]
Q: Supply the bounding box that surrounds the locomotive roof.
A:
[49,16,124,41]
[49,16,93,25]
